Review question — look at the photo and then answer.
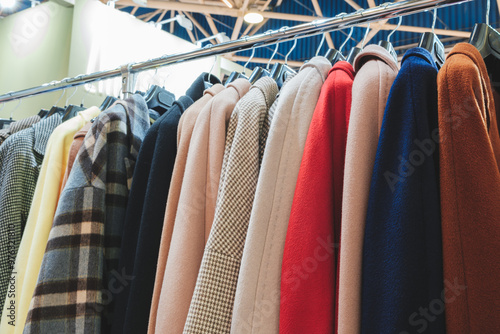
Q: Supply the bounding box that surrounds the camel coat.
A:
[337,45,398,334]
[152,79,250,334]
[438,43,500,333]
[230,57,331,334]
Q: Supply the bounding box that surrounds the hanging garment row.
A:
[0,12,499,334]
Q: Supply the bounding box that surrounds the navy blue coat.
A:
[361,48,445,334]
[111,73,218,334]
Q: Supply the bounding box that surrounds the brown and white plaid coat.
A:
[24,95,150,334]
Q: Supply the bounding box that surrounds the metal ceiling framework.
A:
[0,0,498,65]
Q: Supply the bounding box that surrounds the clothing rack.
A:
[0,0,471,104]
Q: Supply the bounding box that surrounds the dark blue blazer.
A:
[111,73,217,334]
[361,48,445,334]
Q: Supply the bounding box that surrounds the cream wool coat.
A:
[230,57,332,334]
[148,83,224,333]
[337,45,399,334]
[151,79,250,334]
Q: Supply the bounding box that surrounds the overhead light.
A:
[156,14,193,31]
[0,0,16,9]
[221,0,233,8]
[244,11,264,24]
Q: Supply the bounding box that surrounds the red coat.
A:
[280,61,354,334]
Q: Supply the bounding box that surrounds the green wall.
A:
[0,2,73,119]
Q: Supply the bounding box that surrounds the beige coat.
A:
[152,79,250,334]
[183,77,278,334]
[337,45,398,334]
[230,57,332,334]
[148,83,224,333]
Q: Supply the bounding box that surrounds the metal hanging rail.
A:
[0,0,471,104]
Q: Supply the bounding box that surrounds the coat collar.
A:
[33,114,62,156]
[401,47,437,69]
[185,72,221,102]
[354,44,400,73]
[329,60,355,80]
[301,56,332,83]
[115,94,150,160]
[226,78,251,99]
[252,76,279,110]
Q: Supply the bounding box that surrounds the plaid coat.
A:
[0,114,61,318]
[24,95,149,334]
[183,77,278,334]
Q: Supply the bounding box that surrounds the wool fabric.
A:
[152,78,250,334]
[361,47,445,334]
[147,81,224,334]
[231,57,331,334]
[438,43,500,334]
[112,74,221,334]
[337,45,398,334]
[280,61,354,334]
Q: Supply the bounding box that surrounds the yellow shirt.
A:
[0,107,100,332]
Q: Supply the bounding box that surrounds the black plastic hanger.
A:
[419,32,445,68]
[145,85,175,115]
[346,47,362,65]
[0,102,16,130]
[248,67,271,84]
[347,23,373,65]
[62,104,85,122]
[418,8,445,69]
[470,23,500,60]
[378,16,401,62]
[227,46,259,87]
[100,96,117,111]
[38,109,49,118]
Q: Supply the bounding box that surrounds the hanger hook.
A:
[486,0,490,25]
[55,88,66,106]
[0,102,5,113]
[82,82,93,106]
[208,55,217,83]
[65,86,78,106]
[10,99,22,120]
[267,42,280,70]
[243,46,256,74]
[361,23,371,49]
[285,38,298,65]
[315,34,326,57]
[432,8,437,34]
[339,26,354,53]
[387,16,402,43]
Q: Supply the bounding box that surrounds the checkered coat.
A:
[0,114,61,318]
[183,77,278,334]
[0,115,41,146]
[23,96,149,334]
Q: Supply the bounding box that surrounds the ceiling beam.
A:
[130,6,139,15]
[117,0,319,22]
[497,0,500,16]
[367,0,376,7]
[344,0,362,11]
[232,17,244,40]
[382,23,470,38]
[249,19,268,36]
[356,20,387,47]
[205,15,219,35]
[186,26,197,43]
[156,9,167,23]
[224,55,304,67]
[170,10,175,34]
[182,11,216,43]
[310,0,334,48]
